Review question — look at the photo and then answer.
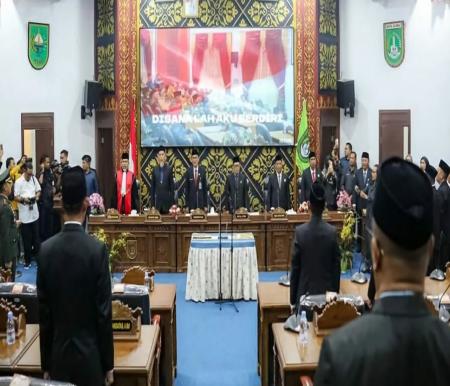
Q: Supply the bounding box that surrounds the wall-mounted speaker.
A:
[337,80,355,118]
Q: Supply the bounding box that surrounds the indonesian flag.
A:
[129,100,137,174]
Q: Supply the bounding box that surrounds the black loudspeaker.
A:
[337,79,355,117]
[81,80,102,119]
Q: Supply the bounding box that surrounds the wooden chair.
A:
[121,266,147,285]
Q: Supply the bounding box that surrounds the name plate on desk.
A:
[106,209,121,222]
[235,208,249,220]
[271,207,287,220]
[190,208,206,221]
[145,208,161,222]
[112,300,142,341]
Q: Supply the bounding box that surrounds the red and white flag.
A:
[129,100,137,174]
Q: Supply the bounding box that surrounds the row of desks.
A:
[0,283,177,386]
[88,212,345,272]
[259,277,450,386]
[0,324,161,385]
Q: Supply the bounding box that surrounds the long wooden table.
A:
[258,276,450,386]
[89,212,345,272]
[150,284,177,386]
[272,322,323,386]
[13,325,161,386]
[0,325,39,375]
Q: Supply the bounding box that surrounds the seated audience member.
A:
[315,157,450,386]
[37,167,114,386]
[290,182,340,309]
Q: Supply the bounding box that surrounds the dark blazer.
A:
[315,295,450,386]
[184,165,208,210]
[340,166,357,201]
[323,172,338,210]
[300,167,322,203]
[438,182,449,237]
[37,224,114,386]
[0,194,19,266]
[290,214,340,306]
[267,172,290,210]
[224,172,249,212]
[355,167,372,210]
[151,164,174,214]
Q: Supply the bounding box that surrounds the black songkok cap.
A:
[439,160,450,176]
[156,146,165,154]
[310,182,325,207]
[62,166,87,207]
[191,149,199,156]
[362,152,369,159]
[274,153,283,162]
[0,169,10,189]
[373,157,433,250]
[429,167,438,180]
[232,156,240,164]
[121,152,129,160]
[308,151,316,159]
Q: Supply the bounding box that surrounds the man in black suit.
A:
[267,153,290,210]
[184,149,208,211]
[339,142,352,177]
[435,160,450,270]
[340,151,357,199]
[315,157,450,386]
[224,156,249,213]
[290,182,340,308]
[37,167,114,386]
[151,147,174,214]
[354,152,372,254]
[300,151,322,204]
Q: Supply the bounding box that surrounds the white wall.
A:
[339,0,450,167]
[0,0,95,169]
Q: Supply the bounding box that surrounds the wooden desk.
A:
[14,325,161,386]
[424,277,450,296]
[89,212,345,272]
[340,280,369,302]
[0,325,39,375]
[150,284,177,386]
[272,323,323,386]
[257,282,291,386]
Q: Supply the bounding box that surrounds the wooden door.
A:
[379,110,411,163]
[96,111,114,207]
[320,108,339,165]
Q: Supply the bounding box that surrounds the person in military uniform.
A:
[224,156,249,213]
[0,169,19,281]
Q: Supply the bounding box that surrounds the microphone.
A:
[438,281,450,323]
[351,256,368,284]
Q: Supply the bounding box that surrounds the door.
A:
[320,108,340,167]
[96,111,114,208]
[21,113,54,171]
[379,110,411,163]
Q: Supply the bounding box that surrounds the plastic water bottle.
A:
[144,272,150,290]
[298,310,308,355]
[6,311,15,346]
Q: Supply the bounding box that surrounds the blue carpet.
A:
[16,253,367,386]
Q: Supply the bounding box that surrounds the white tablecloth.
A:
[185,232,259,302]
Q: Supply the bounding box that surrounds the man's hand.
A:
[360,191,368,199]
[105,370,114,385]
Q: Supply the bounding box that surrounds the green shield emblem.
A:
[28,22,49,70]
[384,21,405,67]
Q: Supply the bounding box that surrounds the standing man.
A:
[37,155,55,242]
[267,154,290,210]
[290,182,340,308]
[340,151,357,198]
[355,152,372,253]
[82,155,99,197]
[0,170,19,281]
[14,161,41,269]
[339,142,352,176]
[435,160,450,271]
[300,151,322,204]
[315,157,450,386]
[37,167,114,386]
[362,164,378,273]
[151,147,174,214]
[55,150,70,193]
[224,156,249,213]
[111,152,139,215]
[184,149,208,211]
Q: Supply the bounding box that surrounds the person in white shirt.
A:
[14,161,41,269]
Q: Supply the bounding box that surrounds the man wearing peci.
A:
[290,182,340,309]
[300,151,322,204]
[37,167,114,386]
[111,152,139,215]
[184,149,208,211]
[315,157,450,386]
[224,156,249,213]
[267,153,290,210]
[151,147,174,214]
